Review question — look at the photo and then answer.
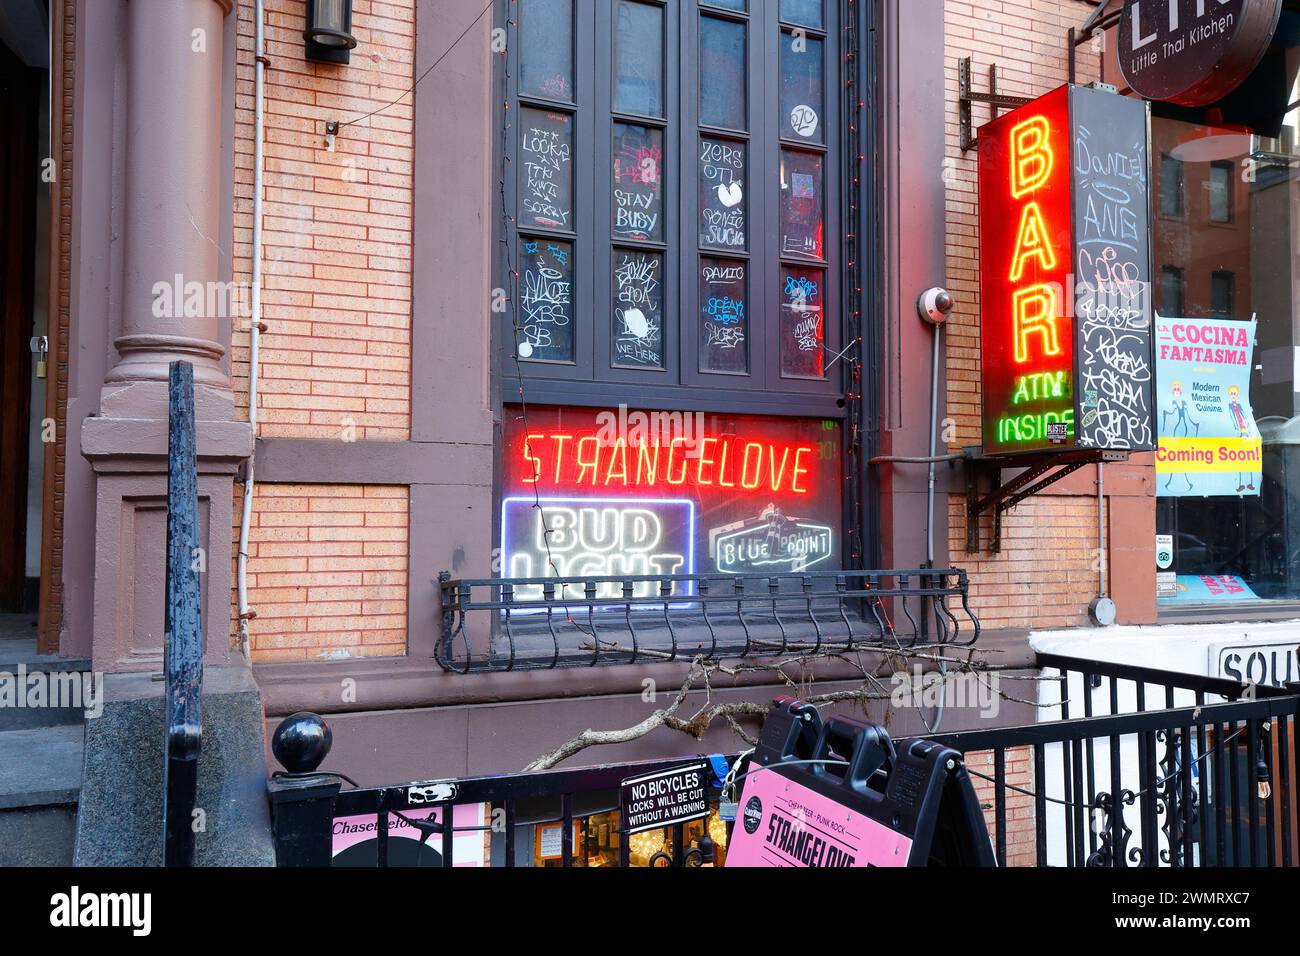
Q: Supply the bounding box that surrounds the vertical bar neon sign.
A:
[978,85,1156,455]
[978,86,1074,455]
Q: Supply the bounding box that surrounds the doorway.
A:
[0,5,49,642]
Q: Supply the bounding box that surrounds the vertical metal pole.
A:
[1033,743,1047,868]
[504,801,517,868]
[164,361,202,867]
[561,794,574,867]
[1280,716,1293,867]
[993,748,1007,866]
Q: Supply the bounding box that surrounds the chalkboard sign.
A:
[1070,86,1154,451]
[613,124,664,242]
[699,258,748,373]
[613,250,665,368]
[780,267,825,378]
[519,108,574,231]
[780,150,824,260]
[699,137,746,250]
[518,238,574,362]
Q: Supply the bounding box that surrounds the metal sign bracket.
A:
[958,57,1034,152]
[965,447,1129,553]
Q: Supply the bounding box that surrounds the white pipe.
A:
[237,0,267,660]
[1097,462,1106,598]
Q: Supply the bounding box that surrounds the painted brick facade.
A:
[227,0,1147,660]
[232,0,414,442]
[231,0,416,661]
[941,0,1133,628]
[968,745,1038,867]
[240,483,409,662]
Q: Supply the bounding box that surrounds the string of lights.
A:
[495,1,575,621]
[842,0,866,570]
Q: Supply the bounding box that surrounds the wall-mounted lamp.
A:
[304,0,357,64]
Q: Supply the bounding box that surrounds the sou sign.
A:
[977,84,1157,455]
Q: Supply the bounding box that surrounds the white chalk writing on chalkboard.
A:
[520,109,573,230]
[613,251,664,368]
[519,239,574,362]
[699,139,746,250]
[1070,102,1154,450]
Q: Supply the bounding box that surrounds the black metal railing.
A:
[436,568,979,672]
[266,653,1300,867]
[936,654,1300,867]
[164,361,203,868]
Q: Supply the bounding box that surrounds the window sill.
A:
[1157,600,1300,625]
[514,378,847,418]
[253,627,1036,717]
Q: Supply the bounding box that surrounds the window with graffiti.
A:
[505,0,840,396]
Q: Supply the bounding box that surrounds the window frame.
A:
[1159,264,1185,316]
[1208,159,1235,224]
[1210,268,1235,318]
[501,0,844,415]
[1159,151,1185,219]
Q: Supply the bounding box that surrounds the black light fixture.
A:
[304,0,357,64]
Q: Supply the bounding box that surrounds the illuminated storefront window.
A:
[523,808,728,867]
[1152,56,1300,605]
[502,406,844,587]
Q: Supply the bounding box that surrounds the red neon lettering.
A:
[523,433,544,484]
[792,447,811,494]
[717,439,737,488]
[1012,285,1062,364]
[741,443,763,490]
[1008,202,1056,281]
[666,439,689,485]
[550,434,572,484]
[1010,116,1052,198]
[519,433,817,496]
[635,442,659,484]
[768,446,791,492]
[697,437,719,485]
[576,436,600,486]
[604,438,628,485]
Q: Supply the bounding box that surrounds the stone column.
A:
[81,0,249,672]
[107,0,231,401]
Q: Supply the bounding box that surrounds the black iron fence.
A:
[267,653,1300,867]
[950,653,1300,868]
[164,361,203,868]
[436,568,978,673]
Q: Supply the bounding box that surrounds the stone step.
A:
[0,618,93,730]
[0,724,82,865]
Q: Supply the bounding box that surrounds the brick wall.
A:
[240,483,409,662]
[942,0,1118,628]
[231,0,416,661]
[967,745,1038,866]
[232,0,414,441]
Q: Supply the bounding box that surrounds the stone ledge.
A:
[74,665,275,866]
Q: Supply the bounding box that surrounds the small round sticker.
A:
[518,341,534,358]
[743,795,763,835]
[790,105,819,138]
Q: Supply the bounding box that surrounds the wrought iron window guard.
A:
[437,568,979,673]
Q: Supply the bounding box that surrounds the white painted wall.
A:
[1028,621,1299,866]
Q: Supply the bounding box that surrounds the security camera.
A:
[918,287,954,325]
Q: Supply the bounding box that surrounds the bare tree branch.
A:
[523,645,1057,772]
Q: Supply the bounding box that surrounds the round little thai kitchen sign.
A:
[1117,0,1281,106]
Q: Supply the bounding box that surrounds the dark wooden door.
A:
[0,44,39,611]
